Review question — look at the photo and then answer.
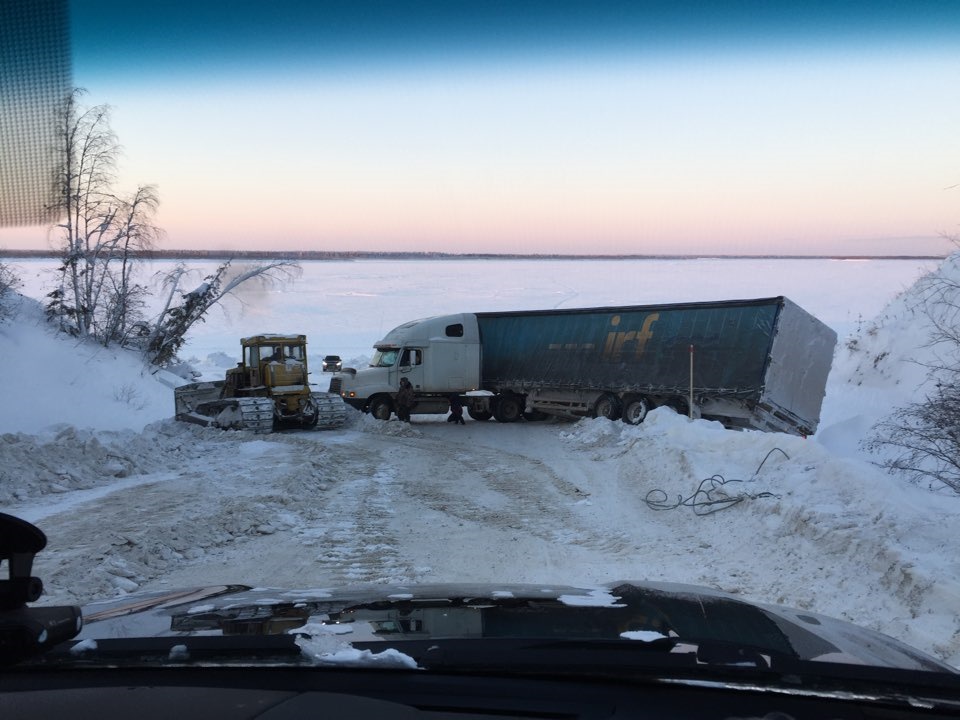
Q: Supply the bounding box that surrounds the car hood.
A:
[69,580,954,673]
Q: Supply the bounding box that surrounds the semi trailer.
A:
[329,297,837,436]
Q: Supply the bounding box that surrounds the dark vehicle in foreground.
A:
[3,514,959,720]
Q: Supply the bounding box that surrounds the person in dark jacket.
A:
[396,377,415,422]
[447,393,465,425]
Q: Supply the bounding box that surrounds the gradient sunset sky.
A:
[4,0,960,255]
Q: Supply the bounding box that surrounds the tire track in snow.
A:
[351,427,635,560]
[34,427,425,602]
[303,464,419,585]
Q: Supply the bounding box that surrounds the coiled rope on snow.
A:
[644,447,787,516]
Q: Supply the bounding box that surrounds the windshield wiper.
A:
[18,632,960,715]
[369,636,960,714]
[29,635,305,668]
[353,636,794,675]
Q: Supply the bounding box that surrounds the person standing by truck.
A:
[447,393,466,425]
[396,377,415,423]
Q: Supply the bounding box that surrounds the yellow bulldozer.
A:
[173,334,347,432]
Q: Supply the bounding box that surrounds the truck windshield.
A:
[370,349,398,367]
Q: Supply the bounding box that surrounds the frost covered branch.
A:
[0,261,22,322]
[865,250,960,493]
[144,260,301,366]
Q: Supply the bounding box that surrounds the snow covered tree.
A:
[865,251,960,492]
[45,91,303,367]
[0,261,21,322]
[46,88,161,344]
[867,381,960,492]
[143,260,301,366]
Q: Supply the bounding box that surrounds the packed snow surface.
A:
[2,257,959,667]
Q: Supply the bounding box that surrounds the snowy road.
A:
[15,410,959,666]
[31,417,645,599]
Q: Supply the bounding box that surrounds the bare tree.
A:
[867,381,960,492]
[100,185,162,344]
[0,261,21,322]
[46,88,161,344]
[45,89,303,366]
[143,260,302,366]
[864,251,960,492]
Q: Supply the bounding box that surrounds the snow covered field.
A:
[2,256,959,666]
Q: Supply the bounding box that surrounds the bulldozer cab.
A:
[226,334,310,395]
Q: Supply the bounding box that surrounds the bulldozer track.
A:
[237,397,275,433]
[312,392,348,429]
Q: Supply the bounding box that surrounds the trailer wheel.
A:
[667,397,690,418]
[622,396,650,425]
[369,395,393,421]
[493,395,523,423]
[467,407,493,421]
[592,393,622,421]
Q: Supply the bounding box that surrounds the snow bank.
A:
[819,253,960,462]
[0,295,175,435]
[559,409,960,665]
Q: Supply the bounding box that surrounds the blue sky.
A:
[4,1,960,255]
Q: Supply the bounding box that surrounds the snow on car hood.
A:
[70,580,955,673]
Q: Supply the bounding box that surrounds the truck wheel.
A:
[493,396,522,423]
[592,393,622,421]
[523,409,548,421]
[369,396,393,421]
[468,407,493,421]
[622,396,650,425]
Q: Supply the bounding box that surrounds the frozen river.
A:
[11,256,936,373]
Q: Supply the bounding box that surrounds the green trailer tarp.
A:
[477,296,836,434]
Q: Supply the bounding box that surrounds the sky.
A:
[2,0,960,255]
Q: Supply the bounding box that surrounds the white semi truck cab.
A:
[330,314,483,421]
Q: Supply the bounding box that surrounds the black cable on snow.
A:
[644,448,788,516]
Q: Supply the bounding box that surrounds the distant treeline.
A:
[0,249,946,261]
